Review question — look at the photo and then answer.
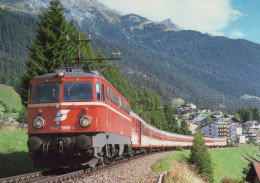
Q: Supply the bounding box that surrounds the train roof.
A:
[32,67,103,79]
[130,110,194,138]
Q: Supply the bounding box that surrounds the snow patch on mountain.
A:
[160,18,182,31]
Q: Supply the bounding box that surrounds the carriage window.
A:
[63,82,93,101]
[32,83,60,103]
[102,84,105,101]
[96,82,101,101]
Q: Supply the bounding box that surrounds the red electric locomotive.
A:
[27,66,132,168]
[27,66,227,169]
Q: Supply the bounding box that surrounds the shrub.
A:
[176,147,184,151]
[17,107,28,123]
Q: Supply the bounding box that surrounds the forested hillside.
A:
[17,0,179,133]
[2,4,260,113]
[0,8,37,90]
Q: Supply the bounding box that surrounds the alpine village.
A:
[1,0,260,183]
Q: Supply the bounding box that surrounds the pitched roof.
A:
[253,162,260,179]
[246,162,260,182]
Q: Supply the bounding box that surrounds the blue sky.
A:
[101,0,260,44]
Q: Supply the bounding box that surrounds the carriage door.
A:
[137,120,141,145]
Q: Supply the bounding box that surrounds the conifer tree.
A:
[179,118,191,135]
[190,128,214,182]
[163,103,178,133]
[233,112,241,123]
[21,0,77,105]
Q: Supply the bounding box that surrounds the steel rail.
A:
[0,171,42,183]
[32,170,85,183]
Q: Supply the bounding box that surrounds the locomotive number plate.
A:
[50,126,73,130]
[61,126,70,130]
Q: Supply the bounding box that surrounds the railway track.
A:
[0,168,88,183]
[0,171,42,183]
[0,146,254,183]
[0,151,161,183]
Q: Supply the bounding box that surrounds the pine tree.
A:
[21,0,77,105]
[179,118,191,135]
[163,103,178,133]
[233,112,241,123]
[190,128,214,182]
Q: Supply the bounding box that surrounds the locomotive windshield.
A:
[32,83,60,103]
[63,82,93,101]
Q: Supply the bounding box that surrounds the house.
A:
[237,135,246,144]
[246,162,260,183]
[192,115,209,125]
[186,103,197,110]
[242,129,259,143]
[180,105,190,112]
[187,121,198,134]
[181,110,190,116]
[210,114,229,122]
[201,122,230,138]
[244,121,260,131]
[196,108,210,113]
[230,122,243,141]
[214,111,223,115]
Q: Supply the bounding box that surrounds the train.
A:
[27,66,227,169]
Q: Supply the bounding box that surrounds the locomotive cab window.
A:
[32,83,60,103]
[63,82,93,101]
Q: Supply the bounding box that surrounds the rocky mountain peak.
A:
[160,18,182,31]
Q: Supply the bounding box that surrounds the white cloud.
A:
[101,0,242,34]
[228,30,245,39]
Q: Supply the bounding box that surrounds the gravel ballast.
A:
[67,151,172,183]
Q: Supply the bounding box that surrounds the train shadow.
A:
[0,151,39,178]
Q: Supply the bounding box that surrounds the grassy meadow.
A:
[0,84,23,118]
[152,147,259,183]
[0,85,23,110]
[0,126,35,178]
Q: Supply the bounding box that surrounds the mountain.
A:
[160,18,182,31]
[1,0,260,113]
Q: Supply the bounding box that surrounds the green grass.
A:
[0,104,4,113]
[211,148,259,182]
[152,150,190,173]
[0,84,23,110]
[0,127,35,178]
[237,143,255,147]
[152,147,259,183]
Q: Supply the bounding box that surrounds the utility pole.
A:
[66,34,121,66]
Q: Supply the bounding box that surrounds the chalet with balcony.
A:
[201,122,231,138]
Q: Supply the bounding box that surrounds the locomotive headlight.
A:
[58,70,65,77]
[33,117,45,129]
[79,115,92,128]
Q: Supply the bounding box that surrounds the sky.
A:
[101,0,260,44]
